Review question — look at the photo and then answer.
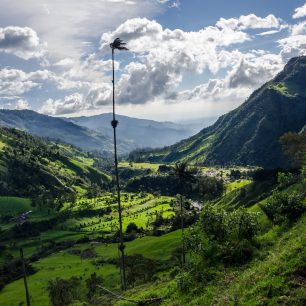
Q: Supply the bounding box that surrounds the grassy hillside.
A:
[0,126,111,199]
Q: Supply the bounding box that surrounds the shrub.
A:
[186,206,259,267]
[47,277,81,306]
[262,191,305,224]
[126,222,138,233]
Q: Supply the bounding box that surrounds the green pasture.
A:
[226,179,252,192]
[119,162,164,171]
[0,140,5,150]
[0,196,32,216]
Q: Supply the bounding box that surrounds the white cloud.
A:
[172,51,283,105]
[291,20,306,35]
[257,30,280,36]
[0,68,39,95]
[54,58,74,66]
[216,14,282,31]
[227,52,283,88]
[293,3,306,19]
[0,26,45,59]
[100,17,250,104]
[40,93,85,115]
[278,35,306,58]
[238,14,281,30]
[15,99,30,110]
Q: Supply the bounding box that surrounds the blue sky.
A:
[0,0,306,121]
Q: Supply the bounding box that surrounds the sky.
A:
[0,0,306,122]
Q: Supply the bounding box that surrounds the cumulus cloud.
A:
[172,51,283,106]
[0,67,90,98]
[227,53,283,88]
[293,3,306,19]
[40,93,86,115]
[100,17,250,104]
[291,21,306,35]
[15,99,30,110]
[54,58,74,66]
[0,26,45,59]
[278,35,306,58]
[216,14,282,31]
[0,68,39,95]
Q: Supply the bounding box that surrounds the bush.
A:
[47,277,81,306]
[261,191,305,224]
[185,206,259,267]
[126,222,138,233]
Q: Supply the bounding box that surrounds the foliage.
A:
[280,131,306,168]
[185,206,259,269]
[47,277,81,306]
[261,190,305,224]
[86,272,104,301]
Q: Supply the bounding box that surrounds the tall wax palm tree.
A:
[172,161,195,266]
[110,37,128,291]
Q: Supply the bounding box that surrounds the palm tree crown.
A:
[110,38,128,50]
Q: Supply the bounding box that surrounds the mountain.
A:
[64,113,205,149]
[0,109,133,154]
[131,56,306,168]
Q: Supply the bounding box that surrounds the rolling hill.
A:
[132,56,306,168]
[64,113,205,149]
[0,109,133,155]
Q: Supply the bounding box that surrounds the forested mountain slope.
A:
[0,127,110,199]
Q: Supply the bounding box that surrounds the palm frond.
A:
[110,38,128,50]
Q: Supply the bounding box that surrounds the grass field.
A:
[226,179,252,192]
[0,140,5,151]
[119,162,164,171]
[0,196,32,216]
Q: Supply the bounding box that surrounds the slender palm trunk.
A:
[20,248,31,306]
[180,194,186,266]
[111,49,126,291]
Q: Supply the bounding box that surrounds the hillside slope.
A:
[133,56,306,168]
[0,127,110,198]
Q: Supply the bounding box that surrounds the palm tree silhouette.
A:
[172,161,195,266]
[110,37,128,291]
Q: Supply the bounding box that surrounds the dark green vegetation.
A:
[130,56,306,168]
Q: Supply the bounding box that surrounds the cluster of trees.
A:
[125,166,223,201]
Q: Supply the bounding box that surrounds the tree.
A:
[126,222,138,234]
[47,277,81,306]
[110,37,128,291]
[86,272,104,301]
[280,132,306,168]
